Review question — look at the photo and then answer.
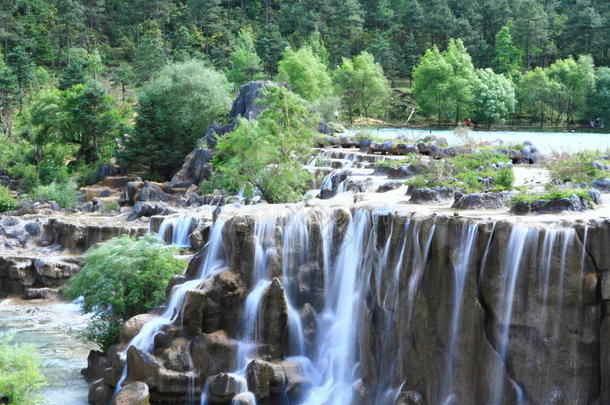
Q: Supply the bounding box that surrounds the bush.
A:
[511,188,593,207]
[28,180,78,208]
[65,235,184,350]
[0,186,17,212]
[102,201,120,213]
[546,151,609,184]
[0,333,46,405]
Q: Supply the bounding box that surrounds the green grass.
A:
[546,150,610,184]
[511,189,593,206]
[27,180,79,208]
[404,151,514,193]
[375,155,420,168]
[0,185,17,212]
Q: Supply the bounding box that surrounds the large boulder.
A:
[190,331,237,379]
[257,278,288,359]
[511,193,591,214]
[169,148,213,188]
[409,187,455,204]
[452,191,512,210]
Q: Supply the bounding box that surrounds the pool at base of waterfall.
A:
[0,298,93,405]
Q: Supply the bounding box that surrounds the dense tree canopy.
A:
[119,60,232,179]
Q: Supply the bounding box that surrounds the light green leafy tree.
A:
[227,28,264,86]
[209,85,317,203]
[517,67,558,126]
[276,46,332,102]
[471,68,516,127]
[547,54,595,125]
[444,38,476,124]
[589,67,610,125]
[412,45,453,125]
[334,51,390,123]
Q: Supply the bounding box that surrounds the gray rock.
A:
[377,181,403,193]
[127,202,168,221]
[452,191,512,210]
[409,187,455,204]
[592,178,610,191]
[112,381,150,405]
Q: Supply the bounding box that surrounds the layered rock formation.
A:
[95,203,610,405]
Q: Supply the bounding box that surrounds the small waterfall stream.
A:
[157,216,196,247]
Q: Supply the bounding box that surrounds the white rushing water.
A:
[115,219,226,394]
[157,216,195,247]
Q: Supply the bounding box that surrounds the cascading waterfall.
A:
[441,224,478,405]
[302,210,372,404]
[490,227,538,405]
[110,205,604,405]
[115,219,226,395]
[158,216,195,247]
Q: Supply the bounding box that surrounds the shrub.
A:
[65,235,184,350]
[0,186,16,212]
[374,156,419,168]
[102,201,120,213]
[546,151,608,184]
[511,188,593,205]
[0,333,46,405]
[28,180,78,208]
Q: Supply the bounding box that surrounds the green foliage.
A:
[511,188,593,205]
[0,185,17,212]
[210,85,317,203]
[412,46,453,124]
[405,151,514,193]
[103,201,120,213]
[374,156,419,168]
[547,55,595,124]
[471,68,516,126]
[492,23,522,77]
[546,151,609,184]
[65,235,184,350]
[334,52,390,122]
[133,25,167,84]
[120,60,232,179]
[589,67,610,124]
[28,180,78,208]
[0,333,46,405]
[227,29,264,86]
[276,46,332,102]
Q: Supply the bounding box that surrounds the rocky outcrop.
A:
[511,193,594,214]
[43,218,147,253]
[0,255,81,297]
[452,191,513,210]
[170,149,213,188]
[408,186,455,204]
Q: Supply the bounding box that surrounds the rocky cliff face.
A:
[96,203,609,405]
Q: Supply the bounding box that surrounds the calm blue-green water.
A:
[346,128,610,154]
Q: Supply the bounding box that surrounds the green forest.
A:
[0,0,609,198]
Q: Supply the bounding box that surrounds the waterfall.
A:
[114,219,226,395]
[490,227,538,405]
[157,216,195,247]
[440,224,478,404]
[302,210,372,405]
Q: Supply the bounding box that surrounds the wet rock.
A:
[23,287,60,299]
[246,359,285,399]
[159,337,191,372]
[377,181,403,193]
[2,217,19,227]
[112,381,150,405]
[369,141,394,154]
[395,390,425,405]
[82,351,109,383]
[319,170,350,199]
[191,331,237,379]
[452,191,512,210]
[24,222,41,236]
[198,270,247,336]
[511,194,590,214]
[232,392,256,405]
[127,202,169,221]
[257,278,288,359]
[89,378,112,405]
[409,187,455,204]
[207,373,247,402]
[120,314,157,344]
[509,141,541,164]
